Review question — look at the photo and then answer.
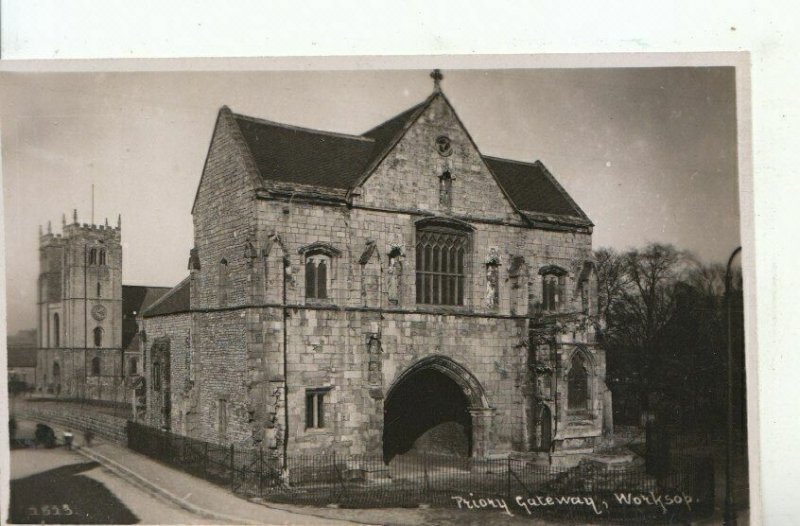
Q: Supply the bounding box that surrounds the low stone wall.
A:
[14,400,129,445]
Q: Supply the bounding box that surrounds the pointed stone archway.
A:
[383,355,492,461]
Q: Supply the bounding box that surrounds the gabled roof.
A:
[215,91,592,226]
[234,114,376,190]
[483,157,591,223]
[142,276,191,317]
[122,285,171,350]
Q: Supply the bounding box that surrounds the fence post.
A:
[507,457,512,502]
[230,444,235,490]
[259,446,263,497]
[331,452,336,502]
[204,441,209,477]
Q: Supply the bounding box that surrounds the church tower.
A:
[38,211,123,352]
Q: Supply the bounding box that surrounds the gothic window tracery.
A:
[415,222,470,306]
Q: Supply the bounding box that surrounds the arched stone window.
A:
[485,250,500,309]
[93,326,103,347]
[305,256,328,300]
[53,313,60,348]
[97,282,102,297]
[91,356,101,376]
[152,361,162,391]
[52,362,61,380]
[128,357,138,375]
[415,218,472,306]
[89,248,97,265]
[218,259,229,306]
[439,170,453,208]
[99,249,107,266]
[539,265,567,312]
[568,352,590,412]
[299,243,340,302]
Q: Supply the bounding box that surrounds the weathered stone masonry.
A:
[143,82,610,464]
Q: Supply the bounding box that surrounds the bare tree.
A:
[596,243,695,418]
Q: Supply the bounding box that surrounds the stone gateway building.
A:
[141,74,611,465]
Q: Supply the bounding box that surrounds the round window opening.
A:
[435,135,453,157]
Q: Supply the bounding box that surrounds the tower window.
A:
[128,357,138,375]
[53,313,60,348]
[93,326,103,347]
[415,222,470,306]
[97,283,102,297]
[89,248,97,265]
[99,249,106,266]
[91,356,101,376]
[305,388,329,429]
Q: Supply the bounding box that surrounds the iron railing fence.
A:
[127,422,714,523]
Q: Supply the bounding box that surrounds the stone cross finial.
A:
[430,69,443,92]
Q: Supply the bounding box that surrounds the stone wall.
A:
[191,107,259,311]
[16,401,128,445]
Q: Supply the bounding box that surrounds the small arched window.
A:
[91,356,101,376]
[218,259,229,306]
[53,362,61,379]
[128,357,138,375]
[568,352,590,412]
[89,248,97,265]
[99,249,106,266]
[53,313,60,348]
[93,326,103,347]
[97,282,102,297]
[152,362,162,391]
[439,170,453,208]
[305,256,328,300]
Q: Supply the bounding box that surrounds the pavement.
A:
[15,417,363,525]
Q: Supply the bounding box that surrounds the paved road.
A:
[9,420,227,524]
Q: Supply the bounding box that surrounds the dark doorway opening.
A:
[383,368,472,462]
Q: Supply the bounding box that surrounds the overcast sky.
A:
[1,68,740,333]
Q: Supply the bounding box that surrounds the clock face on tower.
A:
[91,304,107,321]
